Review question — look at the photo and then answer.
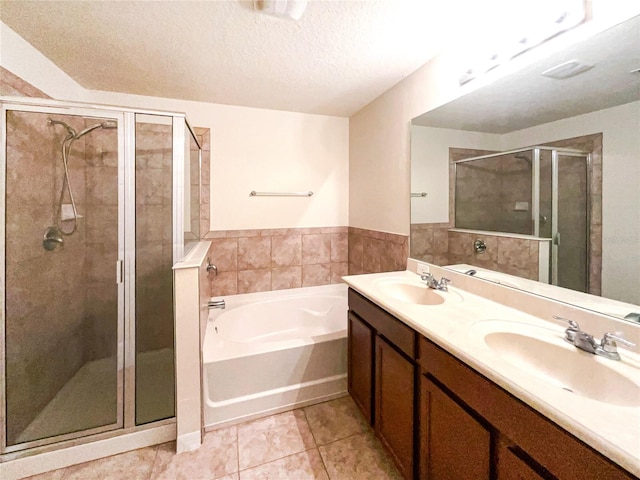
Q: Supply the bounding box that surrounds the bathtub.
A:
[202,283,348,429]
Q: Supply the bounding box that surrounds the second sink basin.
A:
[472,320,640,407]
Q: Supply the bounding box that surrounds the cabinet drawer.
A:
[418,336,636,480]
[348,289,415,358]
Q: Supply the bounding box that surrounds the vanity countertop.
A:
[342,269,640,477]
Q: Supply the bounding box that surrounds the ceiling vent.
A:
[541,60,594,80]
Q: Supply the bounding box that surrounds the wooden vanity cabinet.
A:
[420,374,491,480]
[418,336,638,480]
[347,311,373,423]
[347,288,637,480]
[348,289,416,480]
[375,335,415,479]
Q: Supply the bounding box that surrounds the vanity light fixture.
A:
[458,0,587,86]
[253,0,308,20]
[541,60,594,79]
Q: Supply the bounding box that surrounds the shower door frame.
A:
[0,97,190,456]
[550,150,592,291]
[452,146,591,289]
[0,103,126,453]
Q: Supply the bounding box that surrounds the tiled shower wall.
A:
[455,153,533,235]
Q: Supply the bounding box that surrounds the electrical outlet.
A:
[416,263,430,276]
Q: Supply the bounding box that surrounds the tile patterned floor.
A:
[25,396,402,480]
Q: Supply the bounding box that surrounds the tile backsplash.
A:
[205,227,349,297]
[347,227,408,275]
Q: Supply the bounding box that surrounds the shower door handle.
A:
[116,260,124,284]
[554,232,561,246]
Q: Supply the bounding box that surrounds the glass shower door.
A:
[134,114,175,425]
[554,154,589,292]
[2,106,124,451]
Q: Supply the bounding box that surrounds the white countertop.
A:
[342,269,640,476]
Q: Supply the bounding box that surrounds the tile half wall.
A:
[205,227,409,297]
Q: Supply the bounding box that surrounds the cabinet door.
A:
[348,312,374,424]
[376,336,414,480]
[420,375,491,480]
[497,444,547,480]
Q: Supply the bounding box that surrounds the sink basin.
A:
[373,278,463,306]
[473,321,640,407]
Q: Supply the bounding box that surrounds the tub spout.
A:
[208,299,226,310]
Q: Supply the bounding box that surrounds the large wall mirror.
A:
[410,15,640,322]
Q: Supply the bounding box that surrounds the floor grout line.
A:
[235,425,240,479]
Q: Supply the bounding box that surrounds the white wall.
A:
[0,22,87,100]
[410,125,502,224]
[1,21,349,232]
[204,105,348,230]
[502,101,640,304]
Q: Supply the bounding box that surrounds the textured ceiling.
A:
[0,0,459,116]
[412,16,640,133]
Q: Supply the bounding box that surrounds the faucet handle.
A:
[553,315,580,329]
[553,315,580,343]
[601,332,636,352]
[439,277,451,289]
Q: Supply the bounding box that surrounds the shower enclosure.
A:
[454,146,590,292]
[0,98,200,456]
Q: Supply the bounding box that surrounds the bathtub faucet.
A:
[208,299,226,310]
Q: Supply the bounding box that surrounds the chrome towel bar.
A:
[250,191,314,197]
[411,192,427,197]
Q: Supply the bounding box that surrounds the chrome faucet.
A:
[553,316,636,360]
[596,332,637,361]
[421,273,451,292]
[208,299,226,310]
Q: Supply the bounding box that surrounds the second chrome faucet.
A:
[553,315,636,361]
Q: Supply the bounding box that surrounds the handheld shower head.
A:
[43,226,64,251]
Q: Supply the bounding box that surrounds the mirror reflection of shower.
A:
[43,118,117,251]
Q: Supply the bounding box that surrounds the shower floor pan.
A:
[15,348,174,445]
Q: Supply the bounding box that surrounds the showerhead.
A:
[514,154,532,165]
[43,226,64,251]
[48,117,117,139]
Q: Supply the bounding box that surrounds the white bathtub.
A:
[202,283,348,429]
